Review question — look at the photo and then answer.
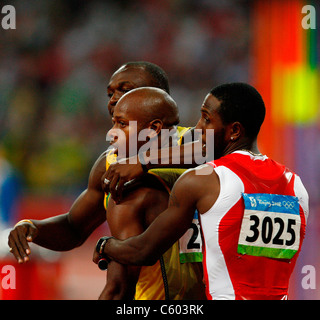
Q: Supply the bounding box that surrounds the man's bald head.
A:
[116,87,179,129]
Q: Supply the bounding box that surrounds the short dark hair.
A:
[210,82,266,138]
[123,61,170,94]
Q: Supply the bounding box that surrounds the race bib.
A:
[238,193,301,259]
[179,210,203,263]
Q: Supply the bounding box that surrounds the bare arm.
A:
[95,193,145,300]
[102,168,218,266]
[95,184,169,300]
[8,152,107,263]
[98,262,140,300]
[102,140,205,202]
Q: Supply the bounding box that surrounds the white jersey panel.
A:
[200,165,244,300]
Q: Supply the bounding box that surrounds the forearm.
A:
[103,219,181,266]
[104,235,159,266]
[103,202,195,266]
[145,141,203,170]
[99,262,140,300]
[32,213,85,251]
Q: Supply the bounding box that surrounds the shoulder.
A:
[107,182,167,234]
[175,164,218,189]
[119,172,169,198]
[91,151,107,172]
[122,174,169,208]
[109,174,170,227]
[110,173,168,209]
[170,164,220,213]
[88,151,108,189]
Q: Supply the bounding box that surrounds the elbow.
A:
[68,231,88,249]
[73,238,85,249]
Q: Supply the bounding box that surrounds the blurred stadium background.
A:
[0,0,319,299]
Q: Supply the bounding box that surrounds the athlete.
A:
[103,66,209,202]
[8,61,204,299]
[100,87,205,299]
[94,83,309,300]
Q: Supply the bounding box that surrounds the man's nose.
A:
[107,127,118,142]
[109,95,118,107]
[110,91,124,106]
[195,119,202,130]
[107,92,123,115]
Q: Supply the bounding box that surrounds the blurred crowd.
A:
[0,0,250,195]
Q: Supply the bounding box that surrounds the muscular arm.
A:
[98,184,169,300]
[100,194,145,299]
[102,166,219,266]
[102,140,209,202]
[8,152,107,261]
[98,261,137,300]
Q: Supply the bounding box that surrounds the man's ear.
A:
[228,121,244,141]
[148,119,163,139]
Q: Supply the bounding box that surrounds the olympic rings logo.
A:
[282,201,295,209]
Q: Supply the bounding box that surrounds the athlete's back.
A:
[201,150,309,300]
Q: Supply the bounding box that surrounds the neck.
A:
[223,137,261,157]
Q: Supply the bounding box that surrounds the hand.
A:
[101,155,144,203]
[92,248,100,265]
[92,237,112,270]
[8,221,39,263]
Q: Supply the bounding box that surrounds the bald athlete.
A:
[100,87,205,299]
[8,61,174,266]
[8,64,205,299]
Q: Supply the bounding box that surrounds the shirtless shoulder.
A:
[108,173,170,230]
[88,151,108,191]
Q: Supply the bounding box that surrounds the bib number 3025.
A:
[238,193,301,260]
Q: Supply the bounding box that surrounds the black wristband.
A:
[95,236,114,255]
[138,152,148,173]
[98,258,109,271]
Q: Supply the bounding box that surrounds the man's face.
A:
[195,93,227,160]
[107,95,150,159]
[107,66,156,116]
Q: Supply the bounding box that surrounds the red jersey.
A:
[200,151,309,300]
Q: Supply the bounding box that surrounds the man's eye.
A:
[202,114,210,123]
[121,88,131,94]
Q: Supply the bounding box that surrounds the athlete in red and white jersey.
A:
[98,83,309,300]
[202,150,308,299]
